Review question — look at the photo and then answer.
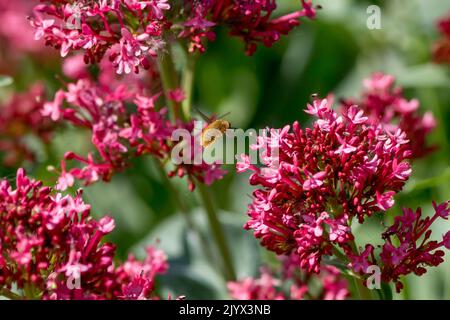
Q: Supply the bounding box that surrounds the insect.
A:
[195,107,231,148]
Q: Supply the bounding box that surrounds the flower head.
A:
[0,169,175,300]
[0,84,55,167]
[228,254,349,300]
[31,0,169,74]
[30,0,317,72]
[434,13,450,64]
[350,201,450,293]
[43,77,224,191]
[341,73,436,159]
[238,97,411,273]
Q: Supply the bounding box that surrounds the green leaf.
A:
[397,64,450,88]
[381,282,393,300]
[0,76,13,87]
[404,167,450,193]
[322,256,361,279]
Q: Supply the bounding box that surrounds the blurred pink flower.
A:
[168,88,186,103]
[63,54,90,79]
[229,255,349,300]
[434,13,450,64]
[0,1,48,54]
[0,84,55,167]
[341,72,436,159]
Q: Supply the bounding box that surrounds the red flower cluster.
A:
[0,1,48,57]
[349,201,450,293]
[43,78,224,191]
[30,0,317,73]
[0,84,55,167]
[179,0,317,55]
[228,254,349,300]
[341,73,436,159]
[0,169,174,300]
[237,97,412,273]
[433,12,450,64]
[31,0,170,74]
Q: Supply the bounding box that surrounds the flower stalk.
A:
[153,158,215,264]
[157,45,185,122]
[181,52,197,120]
[0,288,22,300]
[197,183,236,281]
[157,39,235,281]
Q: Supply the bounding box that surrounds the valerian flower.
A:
[0,84,55,167]
[178,0,318,55]
[168,88,186,103]
[433,12,450,64]
[43,78,224,191]
[30,1,318,73]
[349,201,450,293]
[31,0,169,74]
[237,97,412,273]
[228,254,349,300]
[0,0,50,58]
[0,169,177,300]
[340,73,436,159]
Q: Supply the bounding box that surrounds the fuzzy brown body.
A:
[201,120,231,148]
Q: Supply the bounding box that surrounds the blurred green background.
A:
[1,0,450,299]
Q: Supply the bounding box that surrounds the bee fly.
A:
[195,107,231,148]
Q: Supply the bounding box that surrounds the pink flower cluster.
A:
[237,97,412,273]
[178,0,317,55]
[350,201,450,293]
[31,0,317,73]
[0,1,48,56]
[43,78,224,191]
[31,0,170,74]
[0,169,174,300]
[341,73,436,159]
[228,254,349,300]
[0,84,55,167]
[433,12,450,64]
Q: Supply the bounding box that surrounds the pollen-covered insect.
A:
[195,107,231,148]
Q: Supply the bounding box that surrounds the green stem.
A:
[44,142,57,167]
[181,53,197,120]
[157,45,185,122]
[23,283,38,300]
[153,159,214,263]
[352,277,363,300]
[356,277,374,300]
[349,240,377,300]
[0,288,22,300]
[331,245,348,263]
[333,243,376,300]
[331,246,362,299]
[157,41,235,281]
[197,183,236,281]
